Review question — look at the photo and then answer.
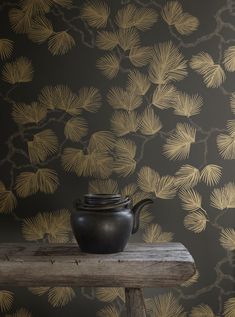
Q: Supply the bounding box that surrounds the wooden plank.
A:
[0,243,195,287]
[125,288,147,317]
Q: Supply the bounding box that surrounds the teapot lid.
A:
[75,194,131,211]
[84,194,121,205]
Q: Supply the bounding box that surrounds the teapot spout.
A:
[132,198,153,234]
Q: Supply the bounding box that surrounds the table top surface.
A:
[0,242,195,288]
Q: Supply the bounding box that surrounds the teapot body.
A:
[71,208,133,254]
[71,194,153,254]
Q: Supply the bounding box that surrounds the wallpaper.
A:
[0,0,235,316]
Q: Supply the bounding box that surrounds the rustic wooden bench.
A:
[0,243,195,317]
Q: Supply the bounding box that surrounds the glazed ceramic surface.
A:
[71,194,153,253]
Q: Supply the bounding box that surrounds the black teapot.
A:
[71,194,153,254]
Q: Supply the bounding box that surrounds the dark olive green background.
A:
[0,0,235,316]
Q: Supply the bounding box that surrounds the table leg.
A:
[125,288,147,317]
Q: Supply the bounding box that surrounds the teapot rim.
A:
[85,193,121,199]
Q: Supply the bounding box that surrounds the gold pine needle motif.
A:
[38,85,58,109]
[29,286,75,307]
[92,151,113,178]
[183,211,207,233]
[28,129,58,164]
[174,12,199,35]
[80,1,110,29]
[139,209,154,229]
[210,182,235,210]
[64,117,88,142]
[117,28,140,51]
[22,209,71,243]
[121,183,138,197]
[48,31,75,55]
[0,39,13,60]
[227,120,235,137]
[2,57,33,84]
[96,31,119,50]
[138,166,160,193]
[115,138,136,158]
[121,183,151,206]
[127,69,150,95]
[139,108,162,135]
[146,292,185,317]
[114,138,136,177]
[29,287,49,296]
[161,1,199,35]
[12,102,47,125]
[88,131,115,152]
[132,7,158,31]
[224,297,235,317]
[56,85,81,114]
[36,168,59,194]
[48,287,75,307]
[155,175,176,199]
[115,4,137,29]
[220,228,235,251]
[9,8,32,34]
[143,223,173,243]
[61,148,83,173]
[190,304,215,317]
[115,4,158,31]
[107,87,142,111]
[0,181,17,213]
[15,169,59,197]
[217,134,235,159]
[173,92,203,118]
[163,123,196,160]
[91,155,113,180]
[111,111,139,136]
[96,288,125,303]
[97,304,120,317]
[138,166,176,199]
[190,52,225,88]
[28,16,54,43]
[0,191,17,214]
[179,188,203,212]
[223,46,235,72]
[88,179,119,194]
[175,165,200,189]
[78,87,101,113]
[97,53,120,79]
[200,164,222,186]
[0,290,14,312]
[129,46,152,67]
[113,160,136,178]
[62,147,113,178]
[161,1,183,26]
[152,84,176,109]
[149,41,187,84]
[38,85,82,112]
[20,0,51,16]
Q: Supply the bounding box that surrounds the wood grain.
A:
[125,288,147,317]
[0,243,195,287]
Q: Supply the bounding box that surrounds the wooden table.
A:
[0,243,195,317]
